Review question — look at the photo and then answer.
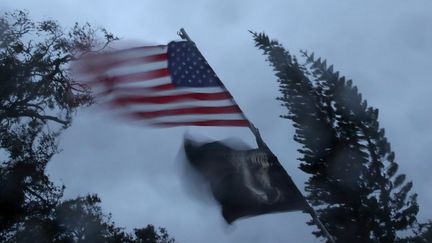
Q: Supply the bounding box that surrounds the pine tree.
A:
[251,32,419,243]
[401,221,432,243]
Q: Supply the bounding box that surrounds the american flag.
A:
[80,41,249,127]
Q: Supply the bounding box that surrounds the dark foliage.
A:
[5,193,175,243]
[398,221,432,243]
[0,11,175,243]
[413,221,432,242]
[251,31,419,242]
[10,195,125,242]
[134,225,175,243]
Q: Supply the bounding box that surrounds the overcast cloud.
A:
[2,1,432,242]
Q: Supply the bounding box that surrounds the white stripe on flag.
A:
[101,46,168,62]
[129,113,245,124]
[103,61,168,77]
[105,86,227,97]
[115,99,238,113]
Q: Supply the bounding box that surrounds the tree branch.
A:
[4,109,69,126]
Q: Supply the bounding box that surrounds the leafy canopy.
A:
[0,10,175,243]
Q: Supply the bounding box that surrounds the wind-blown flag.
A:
[183,137,309,223]
[78,41,249,127]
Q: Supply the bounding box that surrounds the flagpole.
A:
[178,28,192,42]
[249,123,336,243]
[178,28,336,243]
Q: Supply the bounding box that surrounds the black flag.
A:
[183,129,308,223]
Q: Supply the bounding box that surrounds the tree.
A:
[12,195,127,242]
[10,194,176,243]
[401,221,432,243]
[0,10,114,237]
[252,32,419,242]
[0,11,175,243]
[134,225,175,243]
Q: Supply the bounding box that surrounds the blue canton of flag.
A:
[168,41,221,87]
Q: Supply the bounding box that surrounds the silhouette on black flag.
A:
[183,128,308,223]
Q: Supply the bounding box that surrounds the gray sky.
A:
[2,1,432,242]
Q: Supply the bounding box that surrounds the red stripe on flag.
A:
[85,53,168,73]
[113,92,233,105]
[98,68,170,84]
[153,119,250,127]
[99,45,167,57]
[145,84,176,91]
[131,105,242,118]
[78,45,166,64]
[99,84,175,95]
[115,45,167,53]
